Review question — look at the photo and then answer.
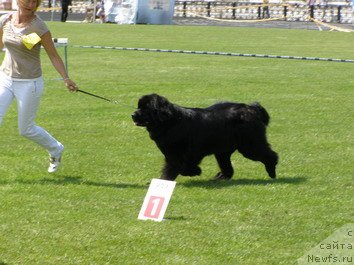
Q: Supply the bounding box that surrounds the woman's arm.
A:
[41,30,78,92]
[0,28,3,49]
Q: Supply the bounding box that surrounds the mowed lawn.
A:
[0,23,353,264]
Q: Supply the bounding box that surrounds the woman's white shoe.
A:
[48,156,61,173]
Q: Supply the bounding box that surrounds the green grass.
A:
[0,23,353,264]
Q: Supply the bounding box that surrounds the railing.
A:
[174,1,353,23]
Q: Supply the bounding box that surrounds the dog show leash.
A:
[77,89,135,109]
[77,89,117,104]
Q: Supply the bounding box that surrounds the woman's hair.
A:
[17,0,42,10]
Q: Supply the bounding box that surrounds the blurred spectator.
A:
[61,0,72,22]
[96,0,106,23]
[262,0,270,18]
[308,0,316,19]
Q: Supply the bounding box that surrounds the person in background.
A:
[96,0,105,23]
[0,0,78,173]
[308,0,316,19]
[61,0,72,22]
[262,0,270,19]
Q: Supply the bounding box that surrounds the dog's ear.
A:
[153,95,174,123]
[138,94,175,126]
[156,106,173,123]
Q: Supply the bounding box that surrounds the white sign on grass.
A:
[138,179,176,222]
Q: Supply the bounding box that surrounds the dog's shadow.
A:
[180,176,307,189]
[13,176,307,189]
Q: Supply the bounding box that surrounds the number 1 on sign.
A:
[144,196,165,218]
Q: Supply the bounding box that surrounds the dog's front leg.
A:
[160,160,180,181]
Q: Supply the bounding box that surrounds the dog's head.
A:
[132,94,175,128]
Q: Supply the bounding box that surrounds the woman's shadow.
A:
[12,175,146,190]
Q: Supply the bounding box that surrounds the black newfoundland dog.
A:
[132,94,278,181]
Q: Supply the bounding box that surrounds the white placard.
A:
[138,179,176,222]
[52,38,68,46]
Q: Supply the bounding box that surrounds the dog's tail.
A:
[250,102,270,126]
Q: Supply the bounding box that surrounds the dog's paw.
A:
[265,164,277,178]
[181,166,201,176]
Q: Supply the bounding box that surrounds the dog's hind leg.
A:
[239,145,278,178]
[213,152,234,180]
[262,150,278,178]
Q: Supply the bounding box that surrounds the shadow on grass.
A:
[9,176,146,189]
[180,176,307,189]
[163,216,188,221]
[0,176,307,190]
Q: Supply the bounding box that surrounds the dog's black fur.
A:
[132,94,278,181]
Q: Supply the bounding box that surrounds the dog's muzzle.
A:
[132,111,148,126]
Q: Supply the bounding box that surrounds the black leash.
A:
[77,89,117,104]
[77,89,135,109]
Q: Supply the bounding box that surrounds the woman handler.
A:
[0,0,77,173]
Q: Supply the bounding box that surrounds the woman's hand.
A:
[64,78,78,92]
